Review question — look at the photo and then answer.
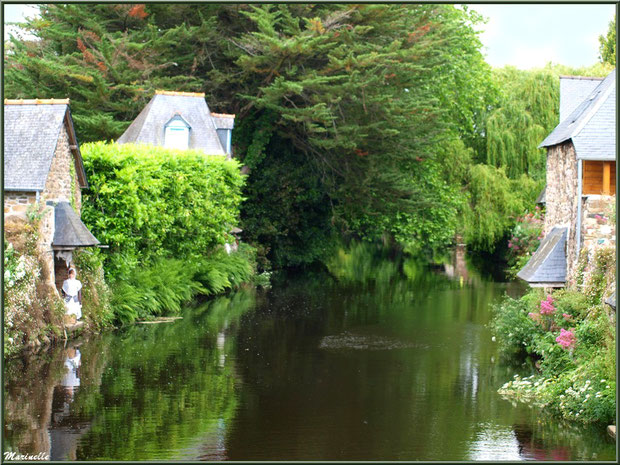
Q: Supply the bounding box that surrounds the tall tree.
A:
[599,15,616,66]
[5,3,494,264]
[485,67,558,180]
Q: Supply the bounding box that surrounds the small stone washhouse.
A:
[518,70,616,291]
[4,99,101,294]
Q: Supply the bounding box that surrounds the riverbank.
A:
[491,245,616,426]
[4,260,615,461]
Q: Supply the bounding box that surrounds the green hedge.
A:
[81,142,245,280]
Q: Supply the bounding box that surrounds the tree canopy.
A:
[4,3,563,265]
[599,15,616,66]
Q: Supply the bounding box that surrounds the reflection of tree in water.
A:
[73,289,257,460]
[3,341,107,460]
[4,289,257,461]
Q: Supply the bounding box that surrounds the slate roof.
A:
[517,227,567,285]
[51,201,100,248]
[540,69,616,161]
[212,113,235,130]
[4,101,87,191]
[559,76,603,122]
[117,91,233,155]
[536,186,546,205]
[605,291,616,310]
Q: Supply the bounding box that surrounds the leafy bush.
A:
[490,290,545,361]
[505,207,544,278]
[81,142,245,280]
[492,281,616,424]
[4,213,66,356]
[73,248,114,330]
[110,250,254,325]
[463,165,542,252]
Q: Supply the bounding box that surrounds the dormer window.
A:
[164,114,190,150]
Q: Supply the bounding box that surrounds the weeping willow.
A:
[486,67,559,180]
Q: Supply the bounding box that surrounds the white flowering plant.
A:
[492,248,616,425]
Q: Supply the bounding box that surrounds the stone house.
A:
[116,90,235,158]
[4,99,100,294]
[518,70,616,287]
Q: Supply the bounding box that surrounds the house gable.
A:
[3,100,88,193]
[116,91,234,156]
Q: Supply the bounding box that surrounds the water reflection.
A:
[50,347,90,461]
[3,250,615,461]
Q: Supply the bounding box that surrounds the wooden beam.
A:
[603,162,611,195]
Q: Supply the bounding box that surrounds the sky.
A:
[467,3,616,69]
[3,3,617,70]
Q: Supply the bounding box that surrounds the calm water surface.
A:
[3,251,616,461]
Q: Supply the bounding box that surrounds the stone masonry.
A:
[41,124,82,213]
[4,192,37,215]
[581,195,616,251]
[39,125,82,289]
[544,140,579,279]
[4,124,82,290]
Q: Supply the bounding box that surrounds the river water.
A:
[3,248,616,461]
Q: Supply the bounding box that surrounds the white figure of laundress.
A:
[61,348,81,390]
[62,268,82,320]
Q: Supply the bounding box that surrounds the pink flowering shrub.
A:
[540,295,555,315]
[556,328,576,350]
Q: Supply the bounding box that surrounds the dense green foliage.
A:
[599,15,616,66]
[462,165,542,251]
[72,248,114,329]
[491,247,616,425]
[78,142,255,323]
[4,4,614,266]
[5,3,497,264]
[485,67,558,180]
[3,213,66,356]
[81,142,244,279]
[111,250,254,325]
[504,207,544,278]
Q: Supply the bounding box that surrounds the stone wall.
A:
[544,141,579,279]
[4,124,83,292]
[4,191,37,216]
[581,195,616,252]
[42,124,82,213]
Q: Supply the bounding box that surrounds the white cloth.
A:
[62,277,82,297]
[62,277,82,320]
[65,298,82,320]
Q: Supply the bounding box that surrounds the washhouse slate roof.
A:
[517,227,567,285]
[559,76,603,122]
[605,291,616,310]
[116,91,233,155]
[4,101,87,191]
[51,201,100,248]
[540,69,616,161]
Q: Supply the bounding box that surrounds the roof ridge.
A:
[569,74,615,139]
[5,98,70,105]
[155,90,205,97]
[539,69,616,149]
[559,75,605,81]
[211,112,236,118]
